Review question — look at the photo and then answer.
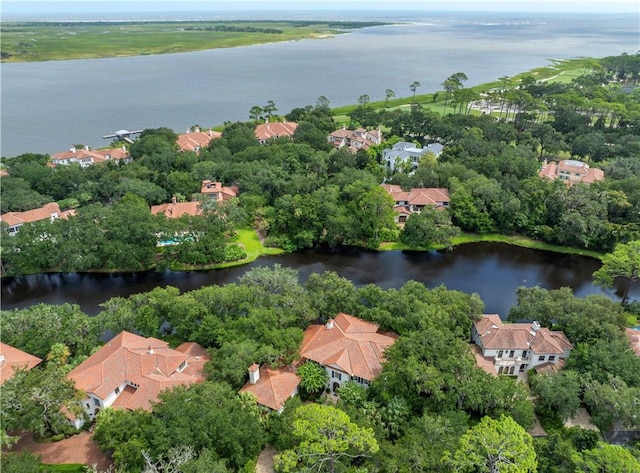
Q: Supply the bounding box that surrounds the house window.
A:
[549,355,556,361]
[497,350,503,358]
[398,216,407,223]
[522,350,528,358]
[331,371,342,381]
[93,398,101,407]
[509,350,515,358]
[115,387,120,395]
[538,356,545,361]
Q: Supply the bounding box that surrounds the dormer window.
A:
[177,361,187,372]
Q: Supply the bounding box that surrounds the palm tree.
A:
[410,81,421,106]
[384,89,395,109]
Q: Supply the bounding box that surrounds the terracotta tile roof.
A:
[177,130,222,152]
[255,122,298,141]
[67,331,209,411]
[151,201,202,218]
[382,185,451,207]
[1,202,74,228]
[328,128,381,152]
[626,328,640,356]
[538,161,558,179]
[534,359,566,374]
[474,315,573,354]
[240,364,300,411]
[299,313,397,381]
[50,146,130,167]
[0,342,42,384]
[538,159,604,184]
[200,180,238,201]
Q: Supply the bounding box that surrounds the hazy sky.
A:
[2,0,639,14]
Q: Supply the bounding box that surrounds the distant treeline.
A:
[1,20,389,29]
[184,25,284,34]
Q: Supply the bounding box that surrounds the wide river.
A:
[1,11,638,157]
[2,243,638,316]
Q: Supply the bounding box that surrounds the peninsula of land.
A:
[0,20,389,62]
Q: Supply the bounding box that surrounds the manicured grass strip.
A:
[168,227,284,271]
[380,233,604,260]
[450,233,604,259]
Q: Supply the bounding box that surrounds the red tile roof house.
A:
[50,145,131,168]
[328,127,382,153]
[538,159,604,185]
[240,313,398,411]
[200,180,238,202]
[176,128,222,153]
[381,184,451,226]
[472,314,573,377]
[0,342,42,385]
[67,331,209,428]
[151,197,203,219]
[240,364,301,413]
[254,121,298,144]
[1,202,76,236]
[299,313,397,395]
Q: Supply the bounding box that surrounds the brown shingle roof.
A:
[0,342,42,384]
[239,365,300,411]
[299,313,397,381]
[474,315,573,355]
[67,331,208,411]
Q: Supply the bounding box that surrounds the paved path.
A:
[256,445,276,473]
[10,431,113,470]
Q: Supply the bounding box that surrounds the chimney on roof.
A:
[147,346,154,354]
[195,126,200,133]
[172,195,177,205]
[326,319,334,330]
[248,364,260,384]
[529,321,541,336]
[70,146,76,153]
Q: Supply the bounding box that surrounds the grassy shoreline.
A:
[381,233,603,259]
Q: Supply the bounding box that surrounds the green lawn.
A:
[380,233,604,259]
[167,227,284,271]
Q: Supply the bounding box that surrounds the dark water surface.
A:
[2,243,637,316]
[1,11,637,157]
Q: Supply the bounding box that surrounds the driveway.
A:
[10,431,113,470]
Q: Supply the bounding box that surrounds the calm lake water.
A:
[1,11,638,157]
[2,243,638,316]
